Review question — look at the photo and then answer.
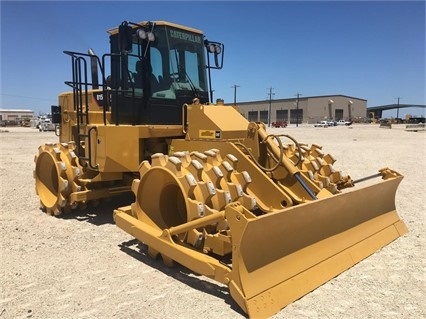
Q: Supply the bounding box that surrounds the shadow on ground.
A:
[60,193,135,226]
[56,193,245,316]
[118,238,245,317]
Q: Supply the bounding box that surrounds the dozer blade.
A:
[114,173,407,318]
[226,175,407,318]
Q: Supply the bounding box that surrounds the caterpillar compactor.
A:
[34,20,408,318]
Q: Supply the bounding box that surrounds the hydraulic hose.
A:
[256,124,318,200]
[294,172,317,200]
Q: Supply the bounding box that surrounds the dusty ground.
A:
[0,124,424,319]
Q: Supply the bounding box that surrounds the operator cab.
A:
[107,21,223,125]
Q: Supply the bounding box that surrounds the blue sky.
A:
[1,1,425,118]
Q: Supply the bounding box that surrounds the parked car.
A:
[314,121,328,128]
[337,120,353,126]
[271,121,287,128]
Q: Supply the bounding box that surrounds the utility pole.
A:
[396,97,402,121]
[267,87,275,127]
[295,92,302,127]
[231,84,240,106]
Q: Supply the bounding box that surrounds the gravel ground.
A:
[0,124,424,319]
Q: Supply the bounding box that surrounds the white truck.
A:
[39,118,56,131]
[337,119,352,126]
[314,121,329,127]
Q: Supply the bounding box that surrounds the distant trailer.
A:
[405,123,425,132]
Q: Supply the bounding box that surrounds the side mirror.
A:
[51,105,61,124]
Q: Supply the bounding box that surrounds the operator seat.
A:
[135,60,160,93]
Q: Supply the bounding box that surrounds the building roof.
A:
[367,104,426,111]
[236,94,367,104]
[0,109,34,113]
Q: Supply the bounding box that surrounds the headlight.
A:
[137,29,147,40]
[147,32,155,42]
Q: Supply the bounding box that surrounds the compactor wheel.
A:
[131,150,256,259]
[284,142,351,193]
[34,142,85,216]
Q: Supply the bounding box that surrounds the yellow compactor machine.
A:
[34,21,408,318]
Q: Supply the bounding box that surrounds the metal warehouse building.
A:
[234,94,367,125]
[0,109,34,122]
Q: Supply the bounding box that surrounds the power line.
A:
[1,93,55,102]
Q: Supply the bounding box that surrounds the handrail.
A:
[182,103,188,134]
[87,126,98,170]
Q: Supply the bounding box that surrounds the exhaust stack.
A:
[88,48,99,89]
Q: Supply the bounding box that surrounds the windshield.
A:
[125,24,208,99]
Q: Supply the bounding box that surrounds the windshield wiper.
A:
[183,71,199,99]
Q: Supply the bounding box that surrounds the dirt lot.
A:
[0,124,425,319]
